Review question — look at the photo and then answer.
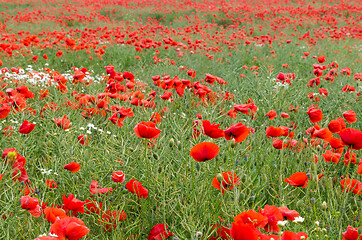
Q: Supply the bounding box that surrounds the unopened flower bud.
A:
[169,138,175,147]
[216,173,224,183]
[321,201,327,210]
[195,231,202,238]
[296,200,304,208]
[230,138,236,148]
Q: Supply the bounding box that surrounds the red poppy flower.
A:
[278,206,299,221]
[224,123,249,143]
[46,179,58,189]
[212,172,240,194]
[208,225,231,240]
[307,106,323,123]
[342,226,359,240]
[21,195,38,210]
[100,210,127,232]
[319,88,329,96]
[62,194,85,215]
[21,196,41,217]
[284,172,308,188]
[281,112,290,118]
[89,180,113,194]
[56,50,63,57]
[338,128,362,150]
[328,137,345,149]
[109,107,134,127]
[340,179,362,195]
[317,55,326,63]
[343,110,357,124]
[265,110,277,120]
[187,69,196,78]
[282,231,308,240]
[358,163,362,175]
[85,199,103,214]
[190,142,219,162]
[233,210,267,228]
[64,161,81,173]
[134,121,161,139]
[230,221,259,240]
[227,109,237,119]
[2,148,26,168]
[312,128,333,141]
[322,150,341,164]
[54,115,71,130]
[126,179,148,199]
[272,139,287,149]
[233,102,258,115]
[150,112,162,124]
[342,85,356,92]
[202,120,224,139]
[328,117,346,133]
[259,205,284,233]
[18,120,35,134]
[73,70,85,84]
[50,217,90,240]
[343,151,357,166]
[77,135,89,146]
[266,126,285,138]
[160,91,173,100]
[44,207,67,223]
[148,224,173,240]
[111,171,125,183]
[2,126,13,137]
[0,103,11,119]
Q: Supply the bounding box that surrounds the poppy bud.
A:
[316,145,322,151]
[216,173,224,183]
[239,192,245,199]
[153,153,159,160]
[230,138,236,148]
[195,232,202,238]
[321,201,327,210]
[296,199,304,208]
[169,138,175,147]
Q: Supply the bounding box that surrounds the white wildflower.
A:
[293,216,305,223]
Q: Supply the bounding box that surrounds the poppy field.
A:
[0,0,362,239]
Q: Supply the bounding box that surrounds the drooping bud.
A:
[321,201,327,210]
[169,138,175,147]
[230,138,236,148]
[216,173,224,184]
